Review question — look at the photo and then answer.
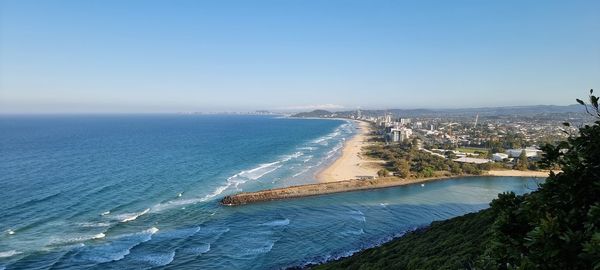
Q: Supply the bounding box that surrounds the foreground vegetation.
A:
[315,91,600,269]
[314,209,496,270]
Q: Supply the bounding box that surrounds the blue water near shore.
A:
[0,115,541,269]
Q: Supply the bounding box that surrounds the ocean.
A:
[0,115,541,269]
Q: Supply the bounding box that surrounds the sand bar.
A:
[486,170,554,177]
[220,172,552,206]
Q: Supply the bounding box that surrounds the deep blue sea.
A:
[0,115,541,269]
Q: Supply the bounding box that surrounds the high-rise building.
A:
[400,118,411,125]
[388,127,413,143]
[384,114,392,124]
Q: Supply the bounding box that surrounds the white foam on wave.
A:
[183,243,211,255]
[49,232,107,245]
[261,218,290,226]
[349,210,366,222]
[340,228,365,236]
[154,153,299,211]
[83,227,159,263]
[312,137,328,144]
[151,197,203,212]
[253,241,275,254]
[215,160,285,197]
[100,211,110,216]
[282,151,303,162]
[379,203,389,207]
[141,251,175,266]
[149,147,312,214]
[290,158,316,177]
[242,240,276,256]
[318,139,347,163]
[78,222,111,228]
[245,161,279,175]
[92,233,106,239]
[349,210,364,215]
[311,127,343,144]
[146,227,159,234]
[326,142,344,156]
[0,250,22,258]
[242,163,283,181]
[118,208,150,223]
[201,184,230,200]
[292,166,313,178]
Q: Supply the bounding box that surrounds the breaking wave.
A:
[80,227,159,263]
[182,244,211,255]
[48,232,107,246]
[117,208,150,223]
[140,251,175,266]
[155,151,307,212]
[260,219,290,226]
[0,250,22,258]
[78,222,111,228]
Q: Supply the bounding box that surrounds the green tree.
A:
[461,163,482,175]
[516,150,528,171]
[420,167,435,178]
[450,162,463,175]
[377,168,389,177]
[484,90,600,269]
[394,160,411,178]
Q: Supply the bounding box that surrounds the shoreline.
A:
[221,117,554,206]
[221,173,549,206]
[485,169,553,177]
[316,120,383,183]
[314,119,551,182]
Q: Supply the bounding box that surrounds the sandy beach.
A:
[486,170,554,177]
[317,120,383,183]
[215,119,562,206]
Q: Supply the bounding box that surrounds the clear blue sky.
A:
[1,0,598,113]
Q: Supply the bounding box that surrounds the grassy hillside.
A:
[313,208,495,270]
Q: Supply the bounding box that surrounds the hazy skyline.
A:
[1,0,599,113]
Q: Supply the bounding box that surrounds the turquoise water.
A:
[0,115,541,269]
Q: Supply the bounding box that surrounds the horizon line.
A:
[0,103,581,115]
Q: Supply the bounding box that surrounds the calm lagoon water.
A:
[0,115,541,269]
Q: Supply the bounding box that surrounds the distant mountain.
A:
[292,110,334,118]
[434,104,582,116]
[293,104,583,118]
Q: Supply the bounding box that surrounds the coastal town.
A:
[3,0,596,268]
[298,107,582,176]
[221,106,584,205]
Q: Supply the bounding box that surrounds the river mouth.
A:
[0,116,543,269]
